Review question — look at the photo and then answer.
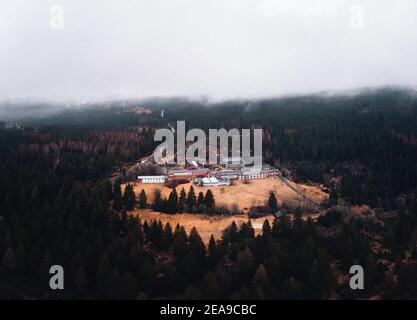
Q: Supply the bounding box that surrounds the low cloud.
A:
[1,0,417,102]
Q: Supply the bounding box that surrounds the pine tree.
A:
[123,184,136,211]
[204,189,215,213]
[186,186,196,213]
[197,192,205,213]
[208,235,219,267]
[237,247,255,283]
[139,189,147,209]
[262,219,271,235]
[172,224,189,261]
[268,191,278,212]
[153,189,163,212]
[161,222,173,249]
[178,188,186,212]
[254,264,269,292]
[113,183,122,211]
[167,188,178,214]
[222,221,238,243]
[240,221,255,239]
[189,227,206,265]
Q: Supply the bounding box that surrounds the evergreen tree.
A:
[161,222,173,249]
[189,227,206,265]
[197,192,205,213]
[268,191,278,212]
[178,188,186,212]
[262,219,271,235]
[253,264,269,291]
[123,184,136,211]
[172,225,189,261]
[139,189,147,209]
[222,221,239,243]
[208,235,220,267]
[204,189,215,213]
[153,189,163,212]
[113,183,122,211]
[237,247,255,283]
[186,186,196,213]
[167,188,178,214]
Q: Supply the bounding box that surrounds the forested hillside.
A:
[160,88,417,207]
[1,88,417,299]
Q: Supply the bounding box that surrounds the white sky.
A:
[1,0,417,102]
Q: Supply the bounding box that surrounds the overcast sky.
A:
[1,0,417,102]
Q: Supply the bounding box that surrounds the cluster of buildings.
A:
[136,157,280,187]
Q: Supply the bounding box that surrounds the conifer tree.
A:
[186,186,196,213]
[262,219,271,235]
[172,224,188,261]
[167,188,178,214]
[189,227,206,265]
[204,189,215,213]
[113,183,122,211]
[208,235,219,267]
[153,189,163,212]
[139,189,147,209]
[161,222,173,249]
[178,188,186,212]
[197,192,205,213]
[123,184,136,211]
[268,191,278,212]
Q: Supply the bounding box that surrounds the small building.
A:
[137,176,166,184]
[215,169,240,180]
[239,166,280,180]
[189,168,209,177]
[194,177,218,186]
[168,167,209,179]
[194,177,230,187]
[168,169,193,178]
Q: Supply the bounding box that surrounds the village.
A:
[120,154,330,243]
[137,156,281,187]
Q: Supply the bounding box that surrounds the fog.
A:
[1,0,417,102]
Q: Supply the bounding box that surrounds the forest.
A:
[1,88,417,299]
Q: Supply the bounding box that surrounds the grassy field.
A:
[130,209,274,243]
[124,177,328,243]
[125,176,328,212]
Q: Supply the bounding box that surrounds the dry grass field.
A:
[123,177,328,243]
[124,176,328,212]
[130,209,274,243]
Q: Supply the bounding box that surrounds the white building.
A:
[239,166,280,180]
[194,177,230,187]
[137,176,166,184]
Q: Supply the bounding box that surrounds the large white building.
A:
[137,176,166,184]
